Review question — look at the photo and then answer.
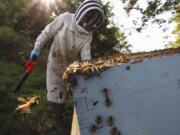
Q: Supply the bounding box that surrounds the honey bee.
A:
[81,66,93,76]
[62,70,70,80]
[111,127,120,135]
[89,124,97,133]
[95,115,103,125]
[110,127,122,135]
[102,88,109,98]
[102,88,112,107]
[126,65,131,71]
[105,97,112,107]
[91,66,100,75]
[98,34,108,41]
[16,96,40,114]
[94,60,105,66]
[80,62,93,69]
[108,116,114,127]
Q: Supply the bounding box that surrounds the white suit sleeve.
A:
[81,36,92,61]
[34,13,67,49]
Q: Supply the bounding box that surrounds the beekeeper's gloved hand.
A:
[30,48,40,60]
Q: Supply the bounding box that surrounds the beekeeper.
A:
[30,0,104,134]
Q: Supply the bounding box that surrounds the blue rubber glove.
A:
[30,48,41,60]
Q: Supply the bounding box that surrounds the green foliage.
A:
[0,26,30,62]
[122,0,179,17]
[0,0,35,62]
[121,0,179,29]
[121,0,179,49]
[142,0,161,17]
[91,1,131,57]
[0,0,26,26]
[171,5,180,47]
[0,0,55,63]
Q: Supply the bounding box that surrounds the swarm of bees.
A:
[16,96,40,114]
[63,61,109,81]
[63,55,129,82]
[63,47,180,90]
[63,55,129,92]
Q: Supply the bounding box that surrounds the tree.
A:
[91,1,131,57]
[0,26,29,61]
[121,0,179,30]
[0,0,32,62]
[0,0,65,62]
[0,0,131,63]
[170,4,180,47]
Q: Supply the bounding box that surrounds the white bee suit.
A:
[34,0,104,134]
[34,12,92,103]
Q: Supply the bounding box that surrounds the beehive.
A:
[68,47,180,135]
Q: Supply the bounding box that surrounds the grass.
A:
[0,61,74,135]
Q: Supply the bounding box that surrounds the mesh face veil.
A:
[75,0,104,32]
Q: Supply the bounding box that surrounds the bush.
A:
[0,26,31,62]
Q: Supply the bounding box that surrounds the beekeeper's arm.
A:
[30,13,67,59]
[80,36,92,61]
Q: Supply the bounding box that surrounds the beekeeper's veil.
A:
[75,0,104,32]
